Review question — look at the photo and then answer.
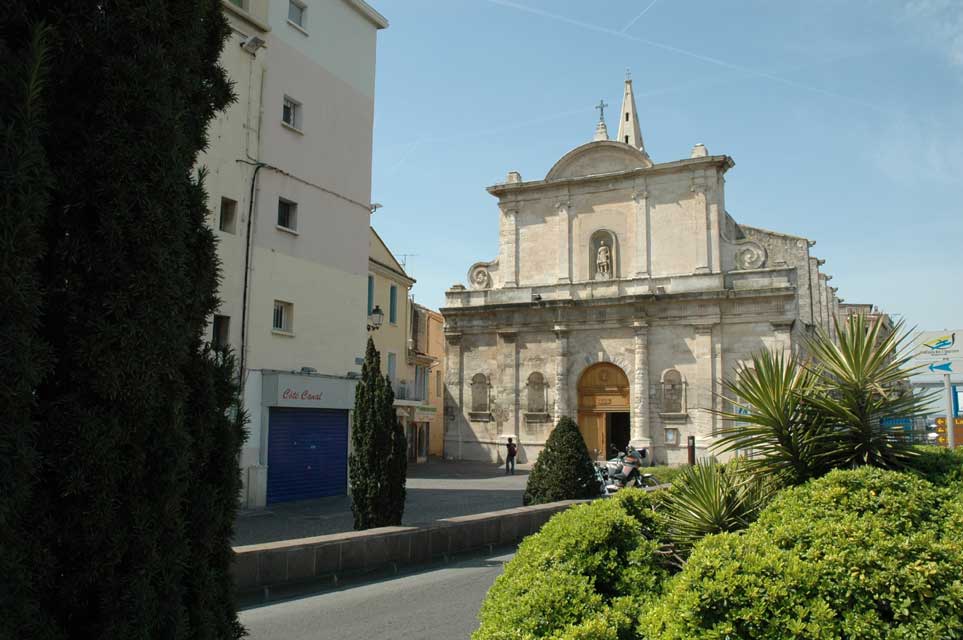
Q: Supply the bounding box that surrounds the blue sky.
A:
[369,0,962,330]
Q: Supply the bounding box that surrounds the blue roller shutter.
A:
[267,407,348,504]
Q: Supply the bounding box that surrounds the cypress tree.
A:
[1,1,240,638]
[350,338,408,529]
[0,18,55,640]
[523,416,600,505]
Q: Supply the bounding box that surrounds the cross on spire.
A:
[595,99,608,122]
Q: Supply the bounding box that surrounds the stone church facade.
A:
[441,78,846,465]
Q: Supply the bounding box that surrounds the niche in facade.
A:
[524,371,551,424]
[469,373,492,422]
[589,230,619,280]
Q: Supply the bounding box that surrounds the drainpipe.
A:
[239,161,265,380]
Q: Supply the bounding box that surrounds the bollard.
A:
[687,435,696,465]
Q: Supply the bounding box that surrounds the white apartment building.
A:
[197,0,387,508]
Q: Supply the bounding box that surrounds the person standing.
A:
[505,438,517,475]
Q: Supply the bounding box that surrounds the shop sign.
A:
[414,405,437,422]
[265,372,356,409]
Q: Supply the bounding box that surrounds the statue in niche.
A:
[596,240,612,279]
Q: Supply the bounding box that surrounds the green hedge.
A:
[474,491,667,640]
[642,467,963,639]
[909,445,963,487]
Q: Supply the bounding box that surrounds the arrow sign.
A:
[929,362,954,373]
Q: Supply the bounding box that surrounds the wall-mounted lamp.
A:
[367,305,384,331]
[240,35,266,54]
[369,202,383,214]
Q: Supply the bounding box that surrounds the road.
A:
[239,549,514,640]
[235,460,530,546]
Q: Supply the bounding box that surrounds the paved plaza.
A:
[233,460,531,546]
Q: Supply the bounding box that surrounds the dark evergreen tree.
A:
[0,19,55,640]
[523,416,599,505]
[350,338,408,529]
[1,1,241,638]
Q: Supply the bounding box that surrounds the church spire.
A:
[616,70,646,152]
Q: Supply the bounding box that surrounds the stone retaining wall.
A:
[232,499,591,601]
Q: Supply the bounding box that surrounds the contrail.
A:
[484,0,896,115]
[621,0,660,33]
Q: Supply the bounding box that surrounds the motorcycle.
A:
[595,446,659,495]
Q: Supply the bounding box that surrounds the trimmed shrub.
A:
[642,465,685,486]
[909,445,963,487]
[642,468,963,639]
[475,491,668,640]
[523,416,598,505]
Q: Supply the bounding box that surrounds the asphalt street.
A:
[239,549,514,640]
[234,460,531,545]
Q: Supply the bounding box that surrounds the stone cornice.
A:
[486,155,734,198]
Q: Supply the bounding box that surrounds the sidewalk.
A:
[233,459,532,546]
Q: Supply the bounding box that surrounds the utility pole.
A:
[945,373,956,449]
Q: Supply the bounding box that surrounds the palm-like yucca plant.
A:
[712,349,828,485]
[805,314,928,470]
[660,459,771,553]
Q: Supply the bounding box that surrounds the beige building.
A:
[442,78,849,466]
[368,229,437,463]
[198,0,387,507]
[412,304,446,457]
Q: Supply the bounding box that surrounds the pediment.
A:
[545,141,653,181]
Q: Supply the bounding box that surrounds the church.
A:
[441,77,846,465]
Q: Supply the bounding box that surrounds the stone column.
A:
[631,320,651,447]
[632,190,649,278]
[556,200,572,283]
[691,183,710,274]
[444,332,465,459]
[500,206,518,287]
[554,325,570,419]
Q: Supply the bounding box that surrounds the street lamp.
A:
[367,305,384,331]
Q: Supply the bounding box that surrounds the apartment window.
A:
[389,285,398,323]
[228,0,246,8]
[273,300,293,334]
[288,0,307,28]
[212,315,230,349]
[435,370,442,398]
[282,96,301,130]
[219,197,237,234]
[387,352,397,383]
[277,198,297,231]
[367,275,374,314]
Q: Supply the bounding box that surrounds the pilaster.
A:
[500,206,518,287]
[444,332,465,459]
[498,330,519,440]
[556,200,572,283]
[632,190,650,278]
[693,323,720,437]
[691,183,711,274]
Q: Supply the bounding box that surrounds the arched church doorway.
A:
[577,363,630,460]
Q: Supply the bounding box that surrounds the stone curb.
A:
[232,499,592,603]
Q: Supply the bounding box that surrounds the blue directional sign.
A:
[930,362,954,373]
